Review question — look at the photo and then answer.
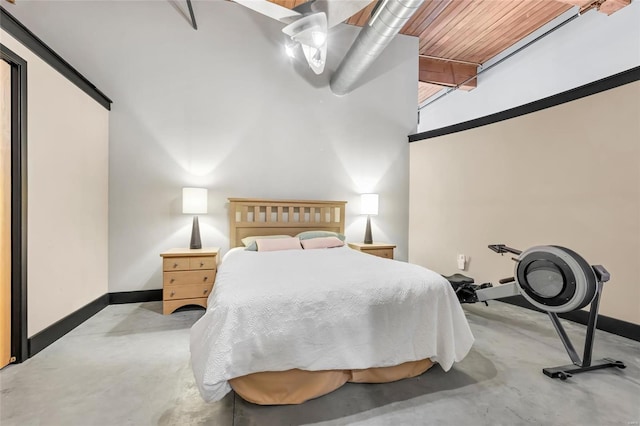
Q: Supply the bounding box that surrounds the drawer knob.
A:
[173,263,178,268]
[204,276,208,281]
[200,262,204,267]
[170,278,175,283]
[203,289,208,295]
[170,291,175,297]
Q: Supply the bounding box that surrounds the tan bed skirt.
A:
[229,358,434,405]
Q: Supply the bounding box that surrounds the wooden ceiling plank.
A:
[418,57,477,90]
[420,1,498,57]
[461,1,570,63]
[419,0,476,44]
[346,9,362,25]
[402,2,439,35]
[353,7,368,26]
[406,0,455,37]
[402,1,451,35]
[418,81,445,103]
[554,0,596,7]
[438,0,525,59]
[448,2,548,63]
[432,5,496,58]
[440,1,540,61]
[434,0,501,59]
[439,1,548,60]
[448,1,567,63]
[416,0,477,54]
[420,54,480,65]
[346,4,364,25]
[412,0,470,46]
[355,10,368,26]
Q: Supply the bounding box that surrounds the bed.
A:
[190,198,474,404]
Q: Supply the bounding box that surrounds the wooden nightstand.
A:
[348,242,396,260]
[160,248,220,315]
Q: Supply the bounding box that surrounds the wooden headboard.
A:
[228,198,347,248]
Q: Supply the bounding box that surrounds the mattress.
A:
[190,246,474,403]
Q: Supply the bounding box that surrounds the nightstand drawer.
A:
[367,249,393,259]
[163,257,190,272]
[190,257,216,270]
[163,270,216,286]
[164,283,213,300]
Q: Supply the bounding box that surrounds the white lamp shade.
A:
[182,188,208,214]
[360,193,379,215]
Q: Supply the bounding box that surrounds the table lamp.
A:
[182,187,207,249]
[360,193,378,244]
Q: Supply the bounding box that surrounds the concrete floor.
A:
[1,301,638,426]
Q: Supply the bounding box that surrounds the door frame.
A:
[1,43,28,363]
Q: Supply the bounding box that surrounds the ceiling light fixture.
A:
[232,0,372,76]
[282,12,328,74]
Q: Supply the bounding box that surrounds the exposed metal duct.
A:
[330,0,424,96]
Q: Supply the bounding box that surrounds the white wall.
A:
[5,1,417,293]
[0,29,109,336]
[418,1,640,132]
[410,81,640,325]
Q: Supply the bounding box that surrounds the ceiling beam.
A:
[418,56,477,91]
[555,0,630,15]
[597,0,631,15]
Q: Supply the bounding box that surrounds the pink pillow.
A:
[300,236,345,249]
[256,237,302,251]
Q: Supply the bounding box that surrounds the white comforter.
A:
[190,246,474,402]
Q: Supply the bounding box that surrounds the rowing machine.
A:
[447,244,626,380]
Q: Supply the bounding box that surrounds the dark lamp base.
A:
[190,216,202,249]
[364,215,373,244]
